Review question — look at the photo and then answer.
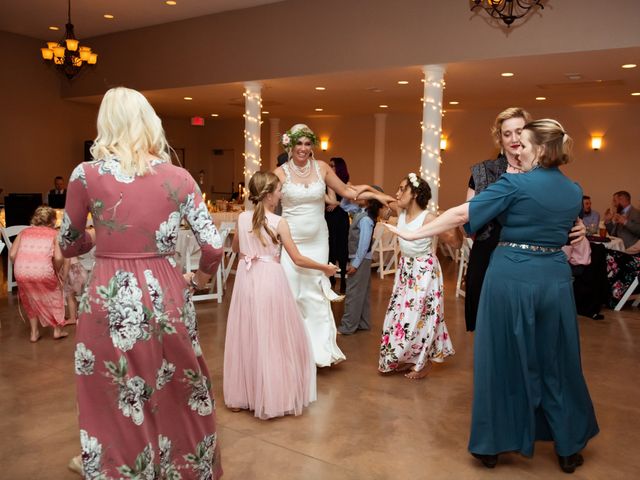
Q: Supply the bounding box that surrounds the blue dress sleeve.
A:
[465,175,519,234]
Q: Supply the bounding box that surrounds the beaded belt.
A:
[497,242,561,253]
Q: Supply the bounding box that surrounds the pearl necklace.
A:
[289,159,311,178]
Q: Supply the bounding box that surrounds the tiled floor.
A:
[0,257,638,479]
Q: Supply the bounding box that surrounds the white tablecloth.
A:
[604,236,625,252]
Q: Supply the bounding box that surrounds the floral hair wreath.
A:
[280,128,318,150]
[407,172,421,189]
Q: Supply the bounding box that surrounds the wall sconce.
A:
[320,138,329,151]
[590,135,603,150]
[440,136,448,151]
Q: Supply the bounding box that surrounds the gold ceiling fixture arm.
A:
[470,0,544,28]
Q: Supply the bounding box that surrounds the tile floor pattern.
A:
[0,257,638,479]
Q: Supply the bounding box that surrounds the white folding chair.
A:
[219,221,237,284]
[1,225,29,292]
[455,237,473,298]
[371,222,399,279]
[614,275,640,311]
[184,229,230,303]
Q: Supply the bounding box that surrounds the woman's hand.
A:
[569,218,587,245]
[352,184,371,199]
[322,263,340,277]
[325,204,337,212]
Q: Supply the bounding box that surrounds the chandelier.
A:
[470,0,544,27]
[39,0,98,80]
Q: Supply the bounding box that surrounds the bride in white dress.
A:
[274,124,392,367]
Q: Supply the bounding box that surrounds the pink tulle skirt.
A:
[223,261,316,419]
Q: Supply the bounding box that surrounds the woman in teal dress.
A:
[385,119,598,474]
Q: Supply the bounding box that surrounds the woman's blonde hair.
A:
[90,87,171,176]
[31,206,56,227]
[248,171,280,246]
[523,119,573,168]
[491,107,532,148]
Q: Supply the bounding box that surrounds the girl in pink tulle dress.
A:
[223,172,338,419]
[9,206,67,342]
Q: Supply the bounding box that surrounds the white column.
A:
[373,113,386,186]
[243,82,262,207]
[420,65,445,213]
[269,117,280,171]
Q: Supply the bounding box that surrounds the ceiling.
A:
[0,0,284,40]
[70,47,640,119]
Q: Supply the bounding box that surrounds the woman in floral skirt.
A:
[378,173,454,379]
[60,87,224,479]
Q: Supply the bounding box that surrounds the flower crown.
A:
[280,128,318,150]
[407,172,421,189]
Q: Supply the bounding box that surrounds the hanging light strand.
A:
[242,86,263,203]
[419,71,445,214]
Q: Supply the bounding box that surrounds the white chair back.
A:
[1,225,29,292]
[184,229,230,304]
[371,222,399,279]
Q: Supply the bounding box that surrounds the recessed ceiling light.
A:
[501,72,515,77]
[314,108,324,112]
[183,96,192,101]
[397,80,409,85]
[165,0,178,5]
[315,86,326,91]
[262,111,269,114]
[210,113,219,117]
[535,96,547,101]
[103,14,114,19]
[48,26,59,31]
[565,73,582,80]
[448,101,459,105]
[379,104,389,108]
[631,92,640,96]
[622,63,637,69]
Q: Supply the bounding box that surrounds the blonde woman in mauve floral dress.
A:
[378,173,455,379]
[274,124,393,367]
[60,87,224,479]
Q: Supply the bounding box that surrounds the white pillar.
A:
[420,65,445,213]
[269,117,280,171]
[243,82,262,207]
[373,113,386,187]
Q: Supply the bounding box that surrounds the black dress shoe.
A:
[471,453,498,468]
[590,313,604,320]
[557,453,584,473]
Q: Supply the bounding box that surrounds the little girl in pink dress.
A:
[223,171,338,419]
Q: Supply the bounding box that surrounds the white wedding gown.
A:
[280,161,346,367]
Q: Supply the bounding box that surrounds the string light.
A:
[242,86,263,202]
[419,68,445,213]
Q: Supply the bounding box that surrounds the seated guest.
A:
[9,205,67,342]
[581,195,600,235]
[604,191,640,248]
[48,176,67,208]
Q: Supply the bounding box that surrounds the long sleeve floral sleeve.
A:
[181,181,223,275]
[59,163,94,257]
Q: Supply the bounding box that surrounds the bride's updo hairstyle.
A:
[248,171,280,246]
[522,119,573,168]
[91,87,172,176]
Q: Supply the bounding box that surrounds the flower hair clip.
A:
[407,172,420,188]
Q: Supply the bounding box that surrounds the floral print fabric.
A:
[60,158,223,479]
[606,250,640,308]
[379,254,454,372]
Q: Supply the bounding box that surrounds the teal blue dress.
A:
[465,167,599,457]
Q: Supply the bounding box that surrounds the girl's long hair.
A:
[248,171,280,246]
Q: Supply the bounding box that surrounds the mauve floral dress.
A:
[59,157,223,480]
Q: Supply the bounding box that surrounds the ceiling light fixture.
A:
[449,101,459,105]
[262,111,270,114]
[379,104,389,108]
[631,92,640,96]
[314,108,324,112]
[470,0,544,28]
[397,80,409,85]
[183,96,193,101]
[48,26,60,31]
[40,0,98,80]
[622,64,637,69]
[210,113,219,117]
[315,86,326,91]
[165,1,178,5]
[501,72,515,77]
[103,14,114,19]
[535,96,546,100]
